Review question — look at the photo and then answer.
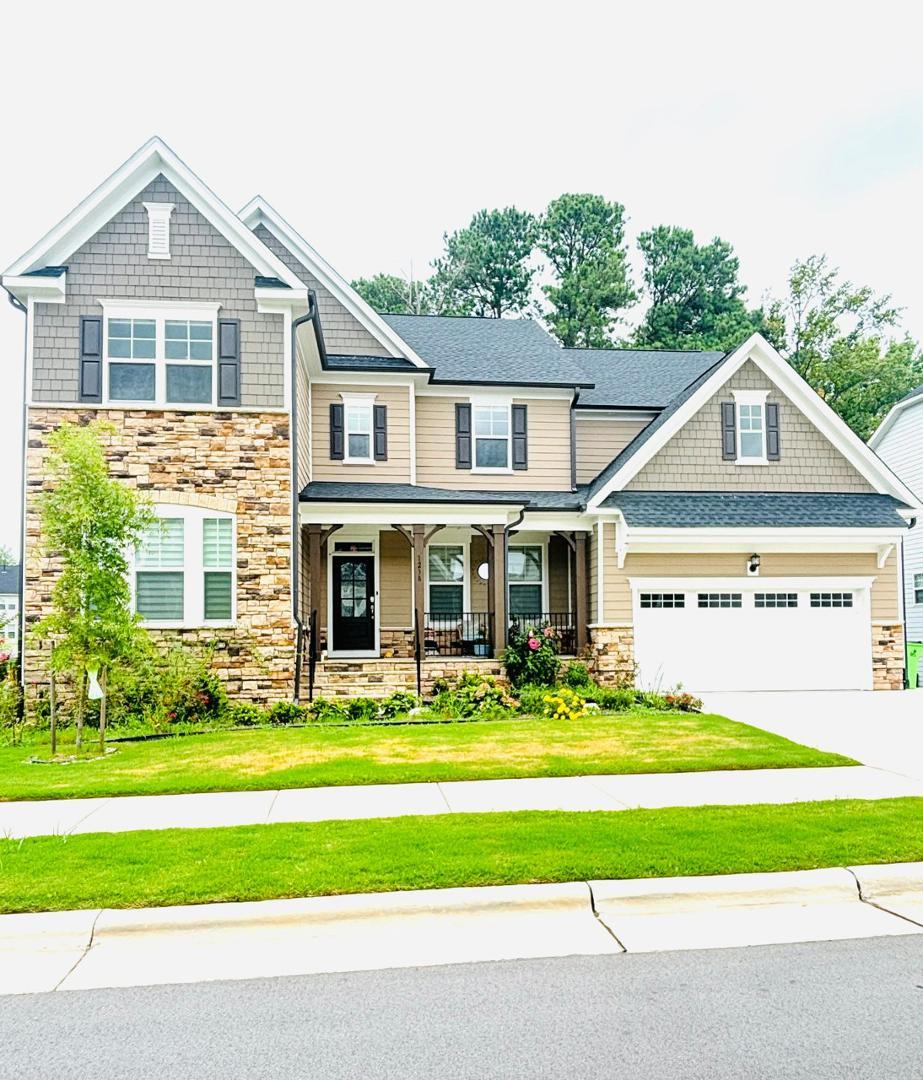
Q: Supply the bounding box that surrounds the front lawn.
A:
[0,798,918,913]
[0,709,853,801]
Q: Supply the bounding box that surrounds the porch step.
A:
[309,657,506,699]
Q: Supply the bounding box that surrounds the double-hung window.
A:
[915,573,923,604]
[103,304,220,407]
[733,391,768,462]
[345,401,373,463]
[428,545,465,615]
[473,404,510,470]
[134,507,235,626]
[508,545,544,617]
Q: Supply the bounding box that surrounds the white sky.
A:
[2,0,922,558]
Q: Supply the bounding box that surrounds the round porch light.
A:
[477,561,490,580]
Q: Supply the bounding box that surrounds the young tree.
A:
[538,193,636,347]
[351,272,434,315]
[430,207,538,317]
[33,422,153,751]
[767,255,923,439]
[633,225,766,350]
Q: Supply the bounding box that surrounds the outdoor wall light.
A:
[477,561,490,581]
[747,554,761,576]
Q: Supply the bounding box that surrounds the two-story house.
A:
[3,138,918,701]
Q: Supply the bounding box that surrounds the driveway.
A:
[702,690,923,782]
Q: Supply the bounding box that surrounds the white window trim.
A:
[425,542,471,622]
[326,529,380,658]
[732,389,770,465]
[914,572,923,604]
[130,504,237,629]
[340,392,377,465]
[143,202,175,259]
[100,301,222,410]
[471,398,513,474]
[507,541,549,615]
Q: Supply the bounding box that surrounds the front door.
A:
[332,555,376,652]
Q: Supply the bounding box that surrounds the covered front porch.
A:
[298,487,592,695]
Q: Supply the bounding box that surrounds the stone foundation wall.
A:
[380,629,415,658]
[872,623,905,691]
[311,657,506,699]
[588,624,635,687]
[24,408,295,705]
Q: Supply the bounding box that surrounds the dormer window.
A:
[722,390,778,465]
[143,202,175,259]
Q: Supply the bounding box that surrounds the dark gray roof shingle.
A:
[567,347,724,408]
[603,491,910,529]
[300,482,586,510]
[325,354,420,371]
[381,314,594,387]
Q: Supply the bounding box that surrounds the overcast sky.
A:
[2,0,922,557]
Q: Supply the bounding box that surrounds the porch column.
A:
[574,531,589,653]
[307,524,322,621]
[490,523,507,655]
[412,524,426,642]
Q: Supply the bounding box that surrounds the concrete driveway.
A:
[702,689,923,782]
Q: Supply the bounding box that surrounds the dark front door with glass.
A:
[332,556,375,651]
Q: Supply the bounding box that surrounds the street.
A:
[2,935,921,1079]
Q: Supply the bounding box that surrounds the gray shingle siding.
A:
[32,176,285,408]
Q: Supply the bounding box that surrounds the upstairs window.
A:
[737,403,765,459]
[345,402,373,462]
[133,507,235,627]
[473,404,510,470]
[102,305,220,407]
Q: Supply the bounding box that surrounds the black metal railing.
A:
[508,612,576,656]
[422,612,494,658]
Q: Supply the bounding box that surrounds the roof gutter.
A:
[291,289,324,704]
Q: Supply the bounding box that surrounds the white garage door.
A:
[632,578,873,692]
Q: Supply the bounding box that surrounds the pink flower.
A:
[528,637,540,651]
[542,626,555,638]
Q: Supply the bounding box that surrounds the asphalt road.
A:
[2,936,922,1079]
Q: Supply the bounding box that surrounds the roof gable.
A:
[3,137,305,292]
[239,196,427,367]
[869,384,923,449]
[588,333,922,511]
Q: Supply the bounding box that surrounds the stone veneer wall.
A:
[588,625,635,687]
[872,623,905,691]
[24,408,294,704]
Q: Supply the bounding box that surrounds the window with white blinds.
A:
[134,507,235,626]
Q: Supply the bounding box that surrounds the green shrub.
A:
[265,701,309,726]
[379,691,417,720]
[562,662,593,689]
[585,686,636,711]
[226,702,264,727]
[516,684,551,715]
[343,698,380,724]
[0,665,23,743]
[501,622,561,687]
[430,671,518,719]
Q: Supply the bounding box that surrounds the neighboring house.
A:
[0,564,20,657]
[869,386,923,651]
[2,138,919,701]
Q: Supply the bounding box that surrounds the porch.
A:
[299,518,591,697]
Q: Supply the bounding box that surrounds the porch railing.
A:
[422,612,494,658]
[508,612,577,656]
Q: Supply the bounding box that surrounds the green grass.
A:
[0,710,853,802]
[0,799,919,913]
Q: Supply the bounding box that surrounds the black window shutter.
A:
[330,403,345,459]
[721,401,737,460]
[374,404,388,460]
[79,316,103,403]
[455,403,472,469]
[766,402,781,460]
[512,404,528,470]
[217,319,241,406]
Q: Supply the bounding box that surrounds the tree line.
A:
[352,194,922,440]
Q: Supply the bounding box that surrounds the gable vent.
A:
[143,202,175,259]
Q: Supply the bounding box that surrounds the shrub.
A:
[562,662,593,689]
[585,686,636,712]
[378,691,417,720]
[103,644,227,730]
[542,686,586,721]
[226,702,264,727]
[0,665,23,743]
[516,684,551,715]
[430,672,518,719]
[501,622,561,687]
[265,700,309,726]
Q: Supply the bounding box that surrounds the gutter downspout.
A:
[291,289,326,703]
[570,391,579,492]
[6,289,27,698]
[901,517,916,688]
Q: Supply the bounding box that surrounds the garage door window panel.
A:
[810,592,853,608]
[755,593,798,608]
[697,593,742,609]
[640,592,685,609]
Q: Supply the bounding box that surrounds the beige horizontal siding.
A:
[575,414,649,484]
[415,396,572,490]
[312,384,411,482]
[628,360,875,492]
[549,533,570,610]
[380,530,412,626]
[600,530,899,624]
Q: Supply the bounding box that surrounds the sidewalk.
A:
[2,764,922,839]
[3,863,921,995]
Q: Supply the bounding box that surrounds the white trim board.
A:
[3,137,306,294]
[239,195,427,368]
[587,333,923,512]
[869,389,923,448]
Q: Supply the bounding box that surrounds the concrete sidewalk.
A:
[2,764,922,839]
[3,863,921,995]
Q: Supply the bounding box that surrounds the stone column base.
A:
[872,623,905,691]
[588,625,635,688]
